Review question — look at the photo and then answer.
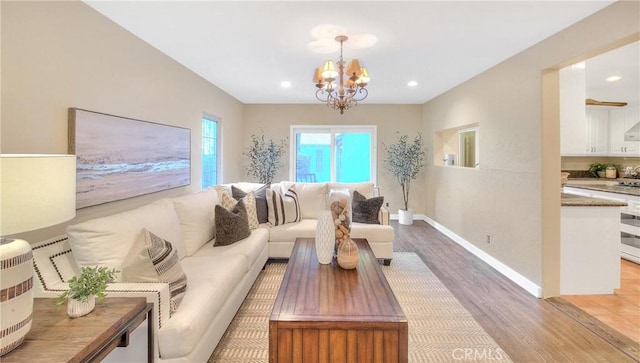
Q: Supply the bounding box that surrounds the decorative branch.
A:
[242,131,287,184]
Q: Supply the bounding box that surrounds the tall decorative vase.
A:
[0,238,34,356]
[315,210,335,264]
[329,189,351,253]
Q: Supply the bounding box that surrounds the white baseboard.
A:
[391,214,542,298]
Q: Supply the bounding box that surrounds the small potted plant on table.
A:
[57,266,117,318]
[589,163,607,178]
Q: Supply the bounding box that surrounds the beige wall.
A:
[1,1,245,242]
[422,1,639,296]
[243,104,424,213]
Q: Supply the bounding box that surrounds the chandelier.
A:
[313,35,370,114]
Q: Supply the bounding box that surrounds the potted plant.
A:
[57,266,117,318]
[588,163,607,178]
[243,131,287,184]
[383,132,426,225]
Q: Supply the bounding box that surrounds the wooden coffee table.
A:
[269,238,407,363]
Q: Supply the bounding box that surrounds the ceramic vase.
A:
[67,295,96,318]
[337,238,359,269]
[0,238,34,356]
[315,210,335,264]
[329,189,351,253]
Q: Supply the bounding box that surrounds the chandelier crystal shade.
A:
[313,35,370,114]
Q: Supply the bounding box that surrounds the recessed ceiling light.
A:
[571,62,586,70]
[606,75,622,82]
[407,81,418,87]
[281,81,291,88]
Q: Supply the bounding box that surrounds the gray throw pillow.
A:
[232,184,269,224]
[352,190,384,224]
[214,199,251,246]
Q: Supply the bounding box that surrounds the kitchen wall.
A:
[1,1,245,242]
[562,156,640,175]
[242,104,424,213]
[422,1,639,297]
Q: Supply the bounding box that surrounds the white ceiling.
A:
[585,41,640,106]
[85,1,616,105]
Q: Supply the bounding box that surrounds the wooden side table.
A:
[2,297,153,363]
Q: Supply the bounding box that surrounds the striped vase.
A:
[0,238,33,356]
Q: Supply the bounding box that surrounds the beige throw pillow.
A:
[221,192,259,229]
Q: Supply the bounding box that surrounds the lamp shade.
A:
[1,154,76,236]
[321,60,338,79]
[346,59,362,78]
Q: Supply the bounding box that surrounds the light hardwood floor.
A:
[391,220,639,362]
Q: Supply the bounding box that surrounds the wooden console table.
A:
[269,238,408,363]
[2,297,153,363]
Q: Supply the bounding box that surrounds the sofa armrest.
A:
[379,206,390,225]
[36,281,171,331]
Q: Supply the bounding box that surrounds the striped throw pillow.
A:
[266,186,300,226]
[122,228,188,315]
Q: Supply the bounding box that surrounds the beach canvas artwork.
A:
[69,108,191,209]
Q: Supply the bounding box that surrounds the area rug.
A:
[208,252,512,362]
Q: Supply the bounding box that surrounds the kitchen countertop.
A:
[565,179,640,197]
[561,192,628,207]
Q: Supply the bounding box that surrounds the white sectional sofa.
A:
[31,181,393,362]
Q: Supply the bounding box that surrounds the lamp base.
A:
[0,238,34,356]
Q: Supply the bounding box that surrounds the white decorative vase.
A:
[315,210,335,264]
[0,238,34,356]
[67,295,96,318]
[398,209,414,225]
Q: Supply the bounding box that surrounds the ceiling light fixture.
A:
[606,75,622,82]
[407,81,418,87]
[313,35,369,115]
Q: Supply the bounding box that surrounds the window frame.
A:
[289,125,377,184]
[201,114,220,188]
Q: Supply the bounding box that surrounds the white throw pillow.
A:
[266,186,300,226]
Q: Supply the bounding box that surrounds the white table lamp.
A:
[0,154,76,355]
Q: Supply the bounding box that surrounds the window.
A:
[434,124,479,168]
[201,115,219,188]
[290,126,376,183]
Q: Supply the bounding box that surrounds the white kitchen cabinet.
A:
[609,106,640,156]
[560,66,588,156]
[585,108,608,154]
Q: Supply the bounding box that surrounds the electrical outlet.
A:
[386,202,389,207]
[486,234,491,244]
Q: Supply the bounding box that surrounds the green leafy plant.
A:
[56,266,118,305]
[383,132,426,211]
[243,131,287,184]
[588,163,607,177]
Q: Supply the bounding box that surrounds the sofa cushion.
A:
[192,228,268,272]
[281,182,328,219]
[266,186,300,226]
[215,200,251,246]
[328,182,375,199]
[66,198,185,282]
[233,184,269,223]
[122,228,188,314]
[221,192,259,229]
[172,188,218,256]
[351,223,394,242]
[157,255,247,358]
[352,190,384,224]
[268,219,317,242]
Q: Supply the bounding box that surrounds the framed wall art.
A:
[69,108,191,209]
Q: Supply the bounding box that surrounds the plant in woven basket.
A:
[243,131,287,184]
[56,266,118,305]
[383,132,426,211]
